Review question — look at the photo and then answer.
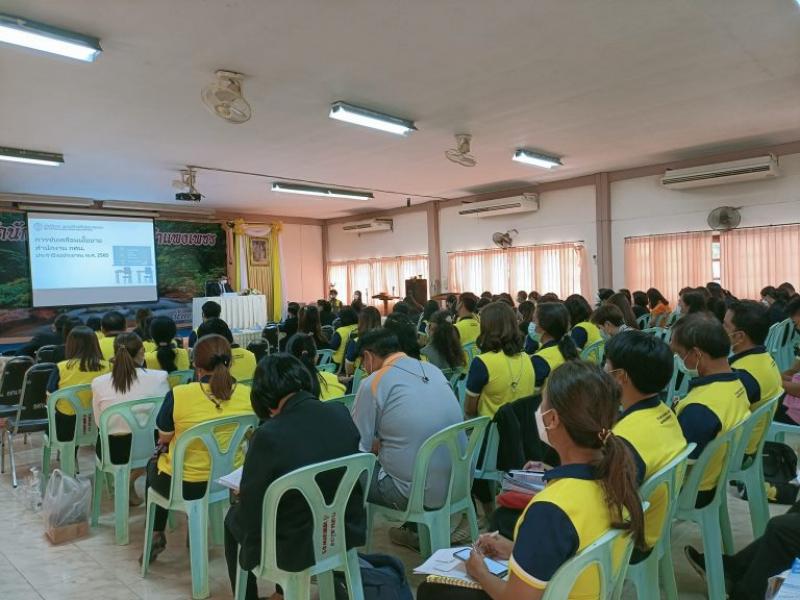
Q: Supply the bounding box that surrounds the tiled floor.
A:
[0,433,786,599]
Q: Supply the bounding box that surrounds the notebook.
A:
[414,546,508,589]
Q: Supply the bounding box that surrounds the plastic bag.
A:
[42,469,92,529]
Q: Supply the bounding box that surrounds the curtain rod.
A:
[447,240,586,255]
[624,222,800,241]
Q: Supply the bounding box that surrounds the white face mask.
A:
[528,321,541,342]
[535,407,554,447]
[676,352,699,378]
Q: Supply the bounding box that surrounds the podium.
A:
[405,278,428,305]
[191,294,267,330]
[372,293,400,316]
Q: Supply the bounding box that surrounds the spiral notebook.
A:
[414,547,507,589]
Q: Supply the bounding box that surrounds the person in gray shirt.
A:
[352,327,463,512]
[420,310,467,372]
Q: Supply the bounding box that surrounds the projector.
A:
[175,192,202,202]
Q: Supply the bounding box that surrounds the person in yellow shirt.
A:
[287,333,347,400]
[465,302,535,419]
[196,318,258,382]
[670,314,754,508]
[724,300,783,456]
[132,308,156,353]
[145,316,191,373]
[142,333,254,564]
[418,361,645,600]
[531,302,579,390]
[86,316,104,341]
[46,325,111,443]
[454,292,481,346]
[98,310,127,360]
[328,307,359,369]
[565,294,603,351]
[605,330,688,563]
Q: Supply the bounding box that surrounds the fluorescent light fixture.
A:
[14,196,93,208]
[0,13,101,62]
[102,200,216,216]
[272,182,373,201]
[329,101,416,136]
[0,146,64,167]
[513,149,563,169]
[17,205,159,218]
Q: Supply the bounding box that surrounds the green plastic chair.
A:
[664,355,693,408]
[351,367,366,394]
[636,314,650,329]
[454,376,468,413]
[580,340,605,363]
[238,378,253,387]
[366,416,489,558]
[765,319,796,372]
[317,363,338,374]
[473,422,502,509]
[141,413,258,599]
[329,393,356,411]
[642,327,671,344]
[234,453,376,600]
[462,342,479,363]
[766,420,800,443]
[675,422,744,600]
[316,349,334,366]
[42,383,95,481]
[91,396,164,545]
[167,369,195,388]
[721,395,781,553]
[541,527,635,600]
[626,444,695,600]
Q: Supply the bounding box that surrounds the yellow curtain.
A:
[228,219,285,321]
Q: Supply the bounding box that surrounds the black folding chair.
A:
[1,362,57,487]
[0,356,34,414]
[35,345,62,364]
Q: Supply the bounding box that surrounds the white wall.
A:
[610,152,800,290]
[327,210,429,261]
[281,223,324,302]
[438,186,598,295]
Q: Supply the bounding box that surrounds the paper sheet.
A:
[216,467,243,492]
[413,546,508,582]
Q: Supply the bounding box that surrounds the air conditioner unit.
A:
[341,218,393,234]
[661,155,779,189]
[458,193,540,218]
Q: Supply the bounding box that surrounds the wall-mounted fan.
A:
[707,206,742,231]
[201,70,252,124]
[492,229,518,248]
[445,134,477,167]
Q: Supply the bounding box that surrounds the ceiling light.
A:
[0,13,101,62]
[272,182,373,201]
[0,146,63,167]
[513,149,562,169]
[329,101,416,136]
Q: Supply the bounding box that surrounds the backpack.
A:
[333,553,413,600]
[761,441,799,505]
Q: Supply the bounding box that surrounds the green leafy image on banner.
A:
[0,212,227,346]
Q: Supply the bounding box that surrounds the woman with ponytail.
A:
[287,333,346,400]
[47,325,111,443]
[419,361,645,600]
[91,333,170,503]
[145,316,190,372]
[530,302,579,390]
[143,334,253,564]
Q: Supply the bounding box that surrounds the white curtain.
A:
[447,243,589,297]
[327,255,429,307]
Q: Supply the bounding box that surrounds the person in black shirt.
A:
[16,314,70,358]
[278,302,300,351]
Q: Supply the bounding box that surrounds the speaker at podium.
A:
[405,277,427,305]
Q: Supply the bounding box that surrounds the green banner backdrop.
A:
[0,212,227,345]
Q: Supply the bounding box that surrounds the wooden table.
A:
[372,294,400,315]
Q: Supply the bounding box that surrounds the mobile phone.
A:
[453,547,508,577]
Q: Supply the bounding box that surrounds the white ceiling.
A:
[1,0,799,219]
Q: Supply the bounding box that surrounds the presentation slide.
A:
[27,212,158,307]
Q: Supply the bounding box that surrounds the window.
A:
[327,255,428,307]
[625,224,800,302]
[447,243,589,297]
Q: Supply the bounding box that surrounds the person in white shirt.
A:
[92,332,171,505]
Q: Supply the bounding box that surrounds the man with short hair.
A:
[278,302,300,351]
[590,304,631,338]
[16,314,71,358]
[328,289,343,313]
[206,274,234,297]
[352,328,462,547]
[724,300,783,454]
[189,300,222,348]
[454,293,480,345]
[605,330,688,563]
[98,311,127,360]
